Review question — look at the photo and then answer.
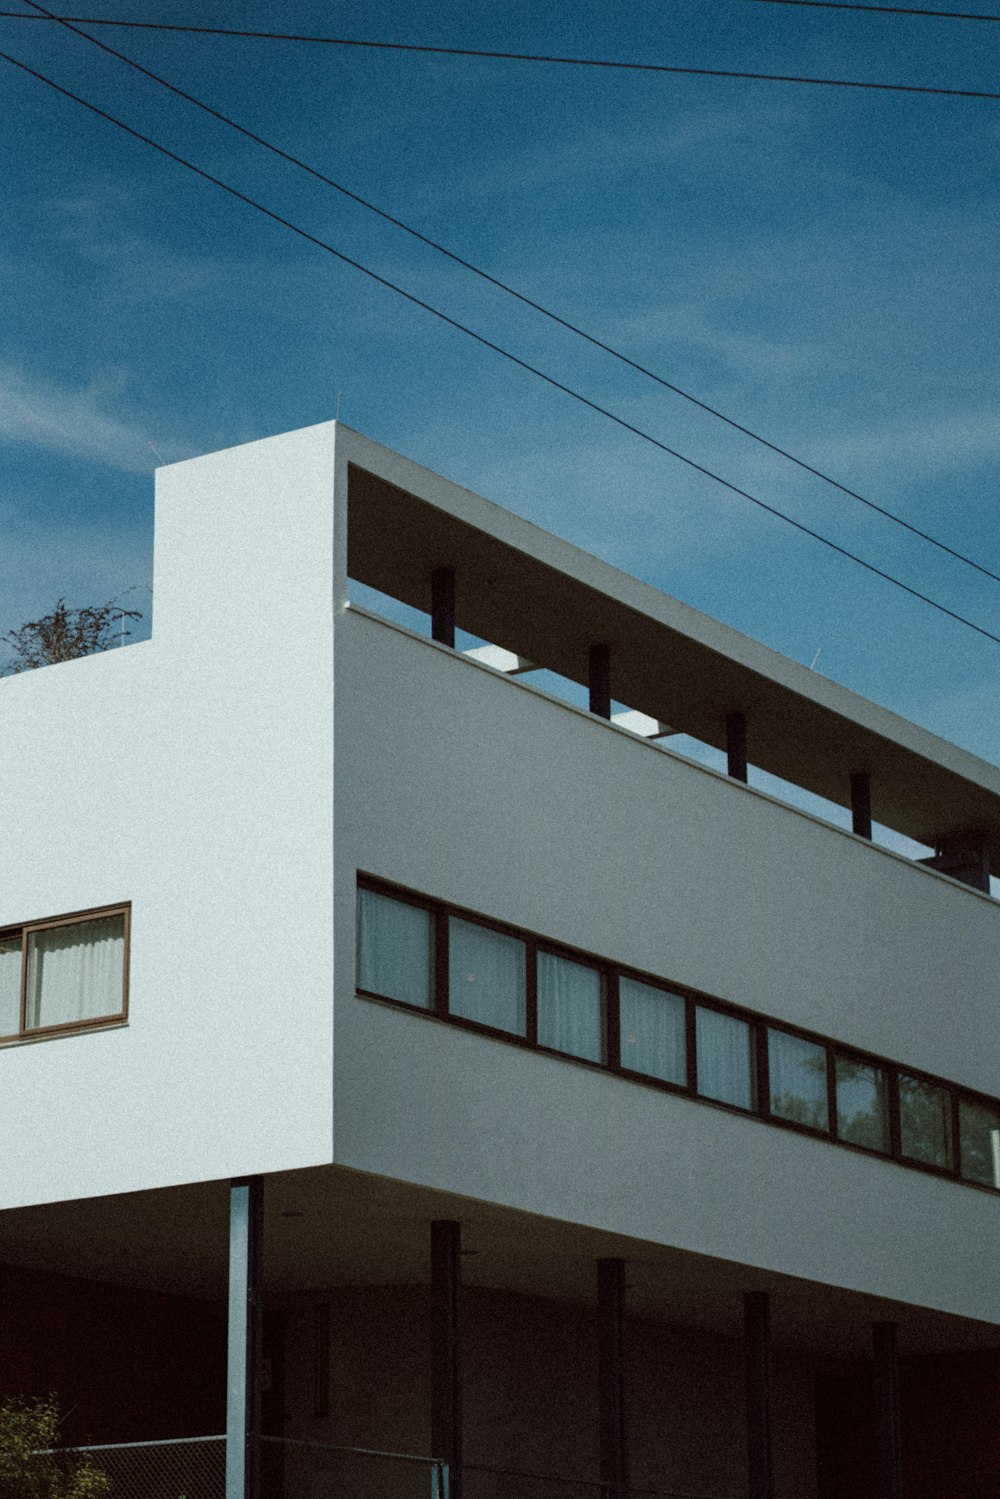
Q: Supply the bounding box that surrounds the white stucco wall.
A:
[333,609,1000,1321]
[0,424,338,1206]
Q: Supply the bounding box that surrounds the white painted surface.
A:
[334,608,1000,1321]
[0,424,337,1207]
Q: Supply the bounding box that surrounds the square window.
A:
[899,1074,953,1170]
[696,1007,754,1110]
[356,888,433,1009]
[24,912,127,1032]
[537,951,603,1062]
[768,1030,829,1130]
[835,1056,890,1153]
[619,977,685,1085]
[958,1097,1000,1187]
[449,918,526,1035]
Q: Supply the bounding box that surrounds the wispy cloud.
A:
[0,364,185,474]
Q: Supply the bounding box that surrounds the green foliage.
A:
[1,597,142,675]
[0,1398,110,1499]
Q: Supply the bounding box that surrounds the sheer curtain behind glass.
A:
[356,888,432,1008]
[25,914,125,1030]
[768,1030,828,1130]
[619,977,685,1084]
[696,1007,753,1109]
[0,937,20,1036]
[537,952,603,1062]
[449,919,526,1035]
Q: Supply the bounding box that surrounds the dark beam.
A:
[873,1321,902,1499]
[227,1176,263,1499]
[431,1219,463,1499]
[597,1258,629,1499]
[744,1291,774,1499]
[727,712,748,783]
[431,567,456,647]
[589,643,611,719]
[851,772,873,840]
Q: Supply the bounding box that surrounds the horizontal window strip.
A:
[0,903,131,1043]
[356,876,1000,1196]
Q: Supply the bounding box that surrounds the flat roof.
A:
[340,426,1000,872]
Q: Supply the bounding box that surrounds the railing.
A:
[48,1434,448,1498]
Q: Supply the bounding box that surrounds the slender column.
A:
[227,1176,263,1499]
[851,772,873,840]
[873,1321,902,1499]
[431,1220,462,1499]
[589,644,612,718]
[727,712,748,783]
[743,1291,774,1499]
[597,1258,629,1499]
[431,567,456,647]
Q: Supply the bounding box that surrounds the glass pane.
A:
[0,936,21,1036]
[537,951,603,1062]
[835,1056,890,1153]
[899,1074,953,1169]
[25,914,125,1030]
[449,919,526,1035]
[769,1030,829,1130]
[959,1097,1000,1187]
[356,888,432,1008]
[619,977,685,1085]
[696,1007,753,1110]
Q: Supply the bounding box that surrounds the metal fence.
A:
[48,1434,448,1499]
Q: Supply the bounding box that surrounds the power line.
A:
[3,42,999,650]
[16,1,1000,589]
[2,12,1000,101]
[746,0,1000,21]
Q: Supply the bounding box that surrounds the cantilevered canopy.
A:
[345,445,1000,873]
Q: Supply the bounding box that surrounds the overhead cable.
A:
[2,11,1000,101]
[16,0,1000,587]
[3,41,999,647]
[745,0,1000,21]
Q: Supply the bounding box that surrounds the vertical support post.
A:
[431,1220,462,1499]
[597,1258,629,1499]
[743,1291,774,1499]
[727,712,748,783]
[851,772,873,840]
[873,1321,902,1499]
[589,644,611,719]
[431,567,456,647]
[227,1176,263,1499]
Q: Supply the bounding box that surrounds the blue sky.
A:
[1,0,999,764]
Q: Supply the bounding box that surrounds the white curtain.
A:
[0,937,21,1036]
[696,1007,752,1109]
[449,918,526,1035]
[356,888,432,1007]
[619,977,685,1084]
[768,1029,828,1129]
[537,952,602,1062]
[25,914,125,1029]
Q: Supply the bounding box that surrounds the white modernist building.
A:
[2,421,1000,1499]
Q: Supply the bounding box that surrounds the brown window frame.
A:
[356,874,1000,1197]
[0,903,131,1044]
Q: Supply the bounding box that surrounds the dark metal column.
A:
[431,567,456,647]
[227,1176,263,1499]
[431,1219,463,1499]
[597,1258,629,1499]
[851,772,873,839]
[743,1291,774,1499]
[873,1321,902,1499]
[589,644,611,718]
[727,712,748,783]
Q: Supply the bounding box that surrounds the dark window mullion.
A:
[826,1050,839,1140]
[949,1086,962,1178]
[685,996,697,1094]
[605,969,620,1070]
[434,908,449,1019]
[887,1064,902,1160]
[754,1021,770,1117]
[525,938,538,1045]
[19,928,27,1037]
